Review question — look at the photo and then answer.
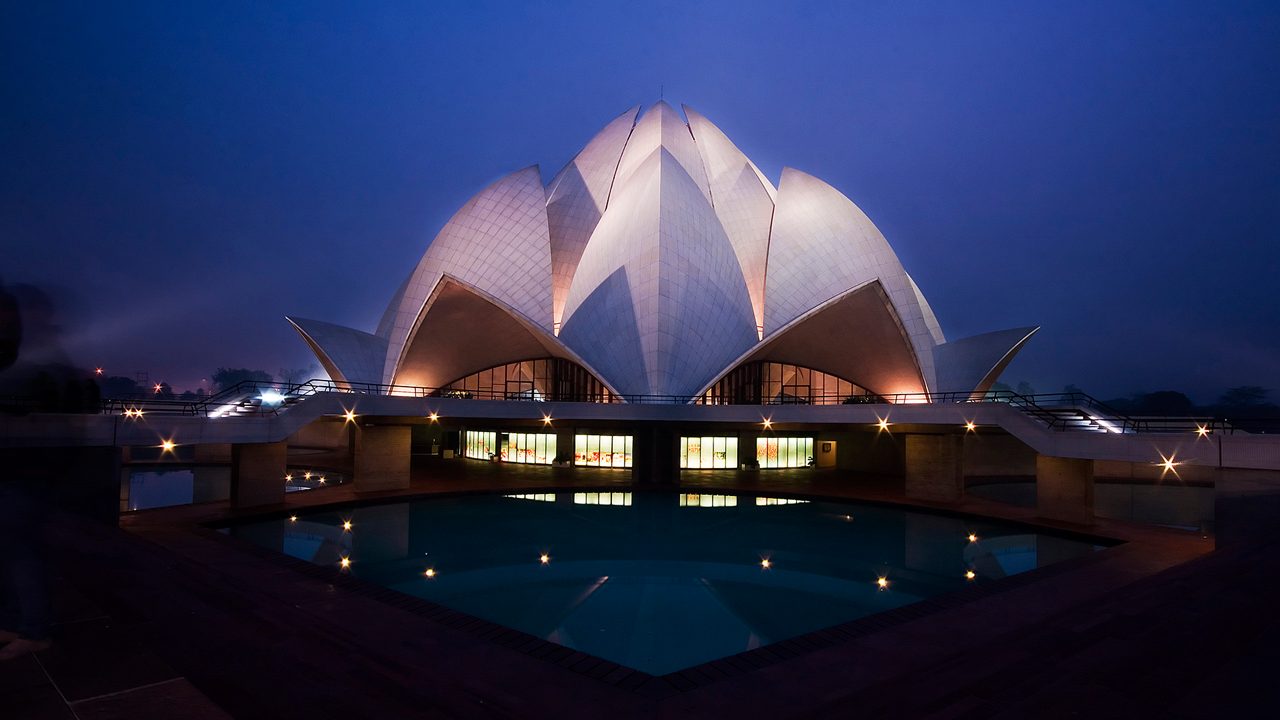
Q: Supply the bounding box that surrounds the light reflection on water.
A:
[121,466,347,511]
[226,491,1102,675]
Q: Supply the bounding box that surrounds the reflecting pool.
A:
[225,491,1101,675]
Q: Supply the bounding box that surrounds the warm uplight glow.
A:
[342,519,352,531]
[289,515,298,522]
[159,439,176,452]
[318,476,326,484]
[1157,452,1182,479]
[303,471,312,480]
[539,553,550,565]
[1196,424,1211,438]
[761,417,773,430]
[876,416,891,432]
[284,474,293,482]
[541,414,553,426]
[965,420,977,432]
[965,570,976,580]
[424,568,436,578]
[876,576,890,590]
[968,533,979,543]
[428,412,439,422]
[339,557,351,569]
[123,407,144,418]
[343,408,357,423]
[760,558,772,569]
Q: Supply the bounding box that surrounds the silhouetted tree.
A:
[98,375,142,398]
[1132,390,1194,416]
[277,366,313,387]
[1219,386,1269,408]
[211,368,273,391]
[1015,381,1036,396]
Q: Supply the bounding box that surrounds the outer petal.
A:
[286,317,388,385]
[766,168,938,389]
[382,166,552,383]
[934,326,1039,396]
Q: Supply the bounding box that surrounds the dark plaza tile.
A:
[0,653,50,695]
[3,682,76,720]
[34,620,179,702]
[72,678,232,720]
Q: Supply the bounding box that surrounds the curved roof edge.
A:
[933,326,1040,396]
[287,316,388,385]
[692,279,927,400]
[393,274,623,398]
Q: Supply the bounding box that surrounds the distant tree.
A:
[991,381,1013,393]
[1132,391,1194,416]
[1015,381,1036,396]
[179,390,197,401]
[277,367,313,387]
[1219,386,1269,408]
[98,375,142,398]
[212,368,273,391]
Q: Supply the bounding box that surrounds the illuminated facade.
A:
[289,102,1037,402]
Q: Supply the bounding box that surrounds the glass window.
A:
[756,437,815,468]
[574,434,633,468]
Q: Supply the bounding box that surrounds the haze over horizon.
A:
[3,1,1277,402]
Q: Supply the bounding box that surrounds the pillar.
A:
[905,434,964,503]
[354,424,411,492]
[740,431,759,469]
[1036,455,1094,525]
[231,442,287,508]
[632,425,678,485]
[555,429,575,466]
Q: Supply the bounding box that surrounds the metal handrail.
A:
[91,378,1249,434]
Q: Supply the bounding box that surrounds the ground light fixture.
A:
[965,570,977,581]
[1196,424,1210,438]
[965,420,977,432]
[159,439,177,453]
[760,558,772,569]
[968,532,979,543]
[339,557,351,569]
[876,576,890,590]
[539,553,550,565]
[424,568,436,578]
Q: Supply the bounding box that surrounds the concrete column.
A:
[905,434,964,503]
[354,424,411,492]
[632,425,678,485]
[1036,455,1094,525]
[555,429,575,465]
[739,432,759,469]
[231,442,287,508]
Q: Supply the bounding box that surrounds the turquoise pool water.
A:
[225,490,1100,675]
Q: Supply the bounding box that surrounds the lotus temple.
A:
[288,101,1037,407]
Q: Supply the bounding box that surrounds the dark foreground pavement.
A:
[3,463,1279,719]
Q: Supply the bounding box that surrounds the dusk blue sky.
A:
[3,1,1277,401]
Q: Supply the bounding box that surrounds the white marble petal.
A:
[561,147,757,397]
[684,105,775,336]
[766,167,938,391]
[381,166,552,383]
[546,106,640,329]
